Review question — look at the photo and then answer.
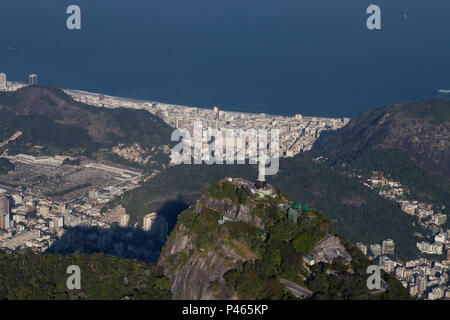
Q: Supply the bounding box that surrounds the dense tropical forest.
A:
[0,249,171,300]
[0,86,174,170]
[108,159,421,260]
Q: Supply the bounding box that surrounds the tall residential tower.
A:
[0,73,6,90]
[28,74,38,85]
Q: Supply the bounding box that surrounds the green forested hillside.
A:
[0,86,174,170]
[110,160,420,260]
[310,99,450,221]
[160,180,412,300]
[0,249,171,300]
[104,164,256,227]
[317,148,450,211]
[108,99,450,261]
[313,99,450,180]
[268,156,421,259]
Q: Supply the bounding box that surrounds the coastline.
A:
[9,80,344,120]
[1,80,352,158]
[64,87,321,120]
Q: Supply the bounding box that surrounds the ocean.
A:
[0,0,449,117]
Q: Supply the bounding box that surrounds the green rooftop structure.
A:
[286,201,304,224]
[303,255,315,266]
[290,201,301,208]
[258,228,268,240]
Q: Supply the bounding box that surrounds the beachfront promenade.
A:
[66,89,350,158]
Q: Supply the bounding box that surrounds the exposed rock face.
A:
[311,235,352,265]
[195,196,237,215]
[236,203,265,230]
[163,225,194,256]
[162,249,236,300]
[195,195,265,229]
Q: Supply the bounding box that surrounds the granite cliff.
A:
[158,178,411,300]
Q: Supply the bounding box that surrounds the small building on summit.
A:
[288,208,301,224]
[287,202,303,224]
[303,254,315,266]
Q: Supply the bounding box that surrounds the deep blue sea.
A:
[0,0,449,117]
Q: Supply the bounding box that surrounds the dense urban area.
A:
[0,74,449,300]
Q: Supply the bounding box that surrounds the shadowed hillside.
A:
[313,99,450,179]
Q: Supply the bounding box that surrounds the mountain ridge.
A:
[158,178,411,300]
[0,85,174,170]
[313,98,450,179]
